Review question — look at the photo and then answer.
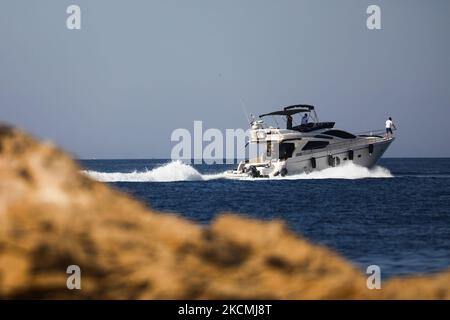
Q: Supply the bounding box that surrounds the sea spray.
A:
[280,163,393,180]
[83,161,392,182]
[83,160,209,182]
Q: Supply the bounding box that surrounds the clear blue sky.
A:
[1,0,449,158]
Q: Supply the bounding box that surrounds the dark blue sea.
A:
[80,158,450,278]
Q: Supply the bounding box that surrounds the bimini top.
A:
[259,104,315,118]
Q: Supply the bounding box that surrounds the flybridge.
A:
[257,104,333,133]
[259,104,315,118]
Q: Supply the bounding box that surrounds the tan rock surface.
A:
[0,125,448,299]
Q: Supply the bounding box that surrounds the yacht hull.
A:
[284,137,394,175]
[225,137,394,179]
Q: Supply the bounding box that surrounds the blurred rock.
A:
[0,124,448,299]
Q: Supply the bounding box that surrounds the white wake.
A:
[273,163,393,180]
[83,161,392,182]
[83,160,224,182]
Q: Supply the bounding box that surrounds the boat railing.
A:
[355,129,386,137]
[300,130,390,156]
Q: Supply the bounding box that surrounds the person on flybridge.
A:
[286,115,293,129]
[301,113,309,125]
[385,117,397,138]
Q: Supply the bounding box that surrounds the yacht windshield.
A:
[260,112,315,129]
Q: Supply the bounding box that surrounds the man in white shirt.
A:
[385,117,396,138]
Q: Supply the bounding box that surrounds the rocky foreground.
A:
[0,125,448,299]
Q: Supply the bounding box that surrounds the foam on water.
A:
[233,163,392,181]
[83,160,392,182]
[280,163,393,180]
[83,160,223,182]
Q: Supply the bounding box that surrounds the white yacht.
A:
[225,104,395,178]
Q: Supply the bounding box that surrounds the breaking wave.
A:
[83,160,392,182]
[83,160,224,182]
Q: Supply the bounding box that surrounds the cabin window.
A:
[314,134,333,140]
[323,130,356,139]
[279,143,295,159]
[267,141,272,157]
[302,141,329,151]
